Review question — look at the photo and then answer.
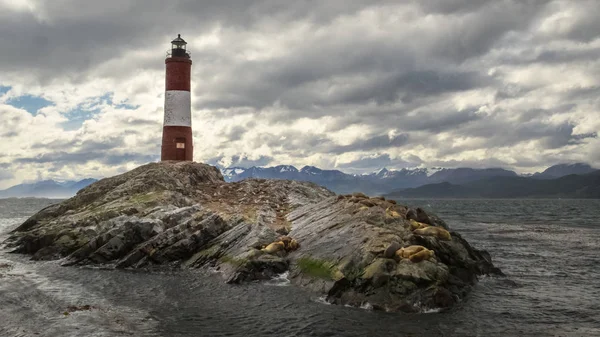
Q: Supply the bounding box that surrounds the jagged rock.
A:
[4,161,501,313]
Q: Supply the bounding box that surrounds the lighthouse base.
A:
[161,126,193,161]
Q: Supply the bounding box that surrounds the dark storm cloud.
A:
[16,136,153,167]
[426,157,513,170]
[322,71,490,107]
[491,46,600,67]
[16,151,101,164]
[255,132,329,154]
[336,154,419,171]
[17,151,157,166]
[319,102,483,136]
[564,86,600,102]
[535,47,600,64]
[541,126,596,149]
[414,0,499,14]
[190,2,544,113]
[0,162,14,181]
[424,1,553,62]
[1,131,18,138]
[0,171,14,181]
[31,137,124,152]
[101,153,158,166]
[438,120,597,155]
[330,134,410,154]
[495,84,533,101]
[402,108,482,133]
[218,125,248,142]
[514,105,577,123]
[0,0,397,82]
[193,39,492,112]
[239,131,410,158]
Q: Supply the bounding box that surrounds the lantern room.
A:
[170,34,189,58]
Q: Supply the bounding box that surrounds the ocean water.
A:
[1,198,599,337]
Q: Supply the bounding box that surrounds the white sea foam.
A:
[359,302,373,310]
[314,296,332,305]
[264,271,290,286]
[420,307,442,314]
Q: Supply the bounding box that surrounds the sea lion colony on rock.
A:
[394,245,435,263]
[261,236,300,254]
[408,219,452,241]
[4,162,501,313]
[339,193,452,241]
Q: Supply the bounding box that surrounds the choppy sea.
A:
[1,198,599,337]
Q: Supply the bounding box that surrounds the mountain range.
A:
[1,163,597,199]
[0,179,98,198]
[221,163,598,196]
[387,170,600,199]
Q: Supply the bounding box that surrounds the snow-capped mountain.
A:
[219,165,524,194]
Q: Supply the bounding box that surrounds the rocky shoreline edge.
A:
[3,161,502,312]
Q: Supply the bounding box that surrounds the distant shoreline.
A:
[0,197,66,201]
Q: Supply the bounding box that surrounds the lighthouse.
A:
[161,34,193,161]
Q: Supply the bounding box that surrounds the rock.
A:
[362,258,394,287]
[4,161,501,313]
[66,305,93,312]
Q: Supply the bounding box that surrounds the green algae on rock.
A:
[3,161,501,312]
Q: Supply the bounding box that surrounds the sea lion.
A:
[261,241,285,254]
[287,239,300,251]
[409,219,429,231]
[278,236,292,245]
[396,245,427,259]
[413,226,452,241]
[275,236,300,251]
[385,207,402,218]
[352,192,368,199]
[360,199,376,207]
[405,208,418,221]
[416,208,433,225]
[408,249,435,263]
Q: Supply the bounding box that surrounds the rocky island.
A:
[4,162,501,312]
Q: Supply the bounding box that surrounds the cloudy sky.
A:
[1,0,599,188]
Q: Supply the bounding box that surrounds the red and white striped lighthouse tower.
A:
[161,34,193,161]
